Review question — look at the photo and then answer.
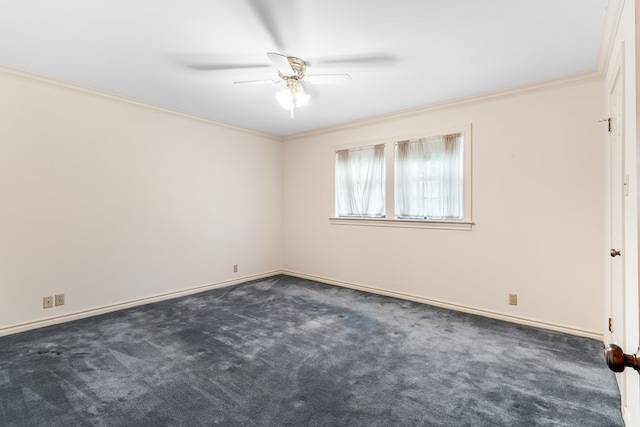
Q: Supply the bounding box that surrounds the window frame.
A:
[330,124,473,231]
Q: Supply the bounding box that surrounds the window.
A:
[332,126,472,230]
[395,134,463,220]
[335,144,385,218]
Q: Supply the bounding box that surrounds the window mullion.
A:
[385,141,394,219]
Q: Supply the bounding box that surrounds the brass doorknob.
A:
[604,344,640,373]
[610,249,621,257]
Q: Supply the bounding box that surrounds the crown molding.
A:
[0,60,605,144]
[0,64,282,142]
[285,70,603,141]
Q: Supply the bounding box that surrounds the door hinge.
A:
[600,117,612,132]
[625,174,630,197]
[608,317,613,332]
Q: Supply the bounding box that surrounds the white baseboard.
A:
[282,270,604,342]
[0,271,281,337]
[1,269,604,342]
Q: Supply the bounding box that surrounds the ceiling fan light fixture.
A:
[276,80,309,118]
[276,87,295,110]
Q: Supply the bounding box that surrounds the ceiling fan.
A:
[180,1,396,119]
[231,52,352,118]
[185,50,394,118]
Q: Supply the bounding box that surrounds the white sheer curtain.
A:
[395,134,463,220]
[335,144,385,217]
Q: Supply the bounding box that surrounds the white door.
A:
[608,61,624,394]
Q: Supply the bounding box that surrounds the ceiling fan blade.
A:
[233,78,280,85]
[312,53,396,67]
[267,52,294,75]
[186,63,271,71]
[246,0,286,51]
[305,74,352,85]
[300,80,320,99]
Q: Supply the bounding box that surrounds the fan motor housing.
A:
[279,56,306,80]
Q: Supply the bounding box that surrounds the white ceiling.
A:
[0,1,608,137]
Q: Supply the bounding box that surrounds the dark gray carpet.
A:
[0,275,623,426]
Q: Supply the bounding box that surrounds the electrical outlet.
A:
[233,264,238,273]
[43,296,53,309]
[509,293,518,306]
[55,293,65,306]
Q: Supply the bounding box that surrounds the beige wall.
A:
[282,79,605,337]
[0,69,283,333]
[0,65,608,342]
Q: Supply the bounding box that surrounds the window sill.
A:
[329,217,474,231]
